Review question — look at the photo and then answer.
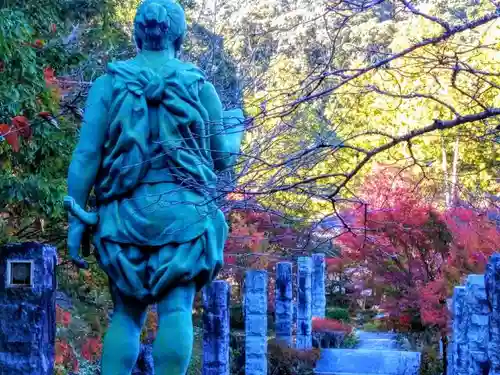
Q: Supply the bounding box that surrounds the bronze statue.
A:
[65,1,245,373]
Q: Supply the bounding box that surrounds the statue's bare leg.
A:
[153,282,197,375]
[101,283,148,375]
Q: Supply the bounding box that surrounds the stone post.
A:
[465,274,490,375]
[132,344,154,375]
[296,256,313,350]
[449,286,467,375]
[312,253,326,318]
[275,262,293,346]
[446,298,453,375]
[202,280,231,375]
[245,270,268,375]
[0,243,57,375]
[486,254,500,375]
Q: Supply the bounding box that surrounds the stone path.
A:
[314,330,421,375]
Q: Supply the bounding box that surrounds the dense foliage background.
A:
[0,0,498,373]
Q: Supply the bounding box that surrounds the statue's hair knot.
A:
[134,0,186,51]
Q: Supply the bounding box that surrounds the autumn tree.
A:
[337,167,500,371]
[3,0,498,251]
[203,0,500,224]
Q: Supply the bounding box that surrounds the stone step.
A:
[355,331,398,340]
[314,349,421,375]
[357,338,399,350]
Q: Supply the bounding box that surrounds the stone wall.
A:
[487,254,500,375]
[447,254,500,375]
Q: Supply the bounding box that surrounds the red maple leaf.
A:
[72,357,79,372]
[81,337,103,361]
[0,123,19,152]
[43,67,57,86]
[12,116,32,139]
[62,311,71,327]
[55,339,70,364]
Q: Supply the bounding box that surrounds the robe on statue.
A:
[92,59,228,304]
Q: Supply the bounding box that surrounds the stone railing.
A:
[201,255,326,373]
[447,253,500,375]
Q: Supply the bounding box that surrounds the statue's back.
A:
[91,56,225,248]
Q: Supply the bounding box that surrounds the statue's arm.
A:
[199,81,245,171]
[67,75,110,208]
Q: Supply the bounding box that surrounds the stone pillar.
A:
[446,298,453,375]
[132,344,154,375]
[449,286,467,375]
[312,253,326,318]
[296,256,312,350]
[0,243,57,375]
[444,297,452,371]
[465,274,490,375]
[245,270,268,375]
[486,254,500,375]
[275,262,293,346]
[202,280,230,375]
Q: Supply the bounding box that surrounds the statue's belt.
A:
[63,196,99,226]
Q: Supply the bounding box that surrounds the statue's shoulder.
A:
[167,60,208,91]
[106,59,139,77]
[87,74,113,106]
[171,60,206,80]
[177,60,205,75]
[92,73,113,87]
[105,58,205,79]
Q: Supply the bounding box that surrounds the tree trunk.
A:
[450,135,460,206]
[441,135,451,207]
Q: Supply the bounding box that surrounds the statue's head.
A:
[134,0,186,52]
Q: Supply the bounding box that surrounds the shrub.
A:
[312,317,353,333]
[229,331,245,375]
[312,318,355,349]
[420,345,444,375]
[341,331,359,348]
[326,307,350,322]
[363,320,386,332]
[267,339,321,375]
[230,303,245,330]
